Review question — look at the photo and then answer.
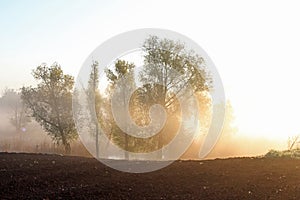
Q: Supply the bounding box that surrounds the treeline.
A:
[1,35,236,160]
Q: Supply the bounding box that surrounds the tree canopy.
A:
[21,63,77,153]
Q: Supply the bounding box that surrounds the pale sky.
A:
[1,0,300,142]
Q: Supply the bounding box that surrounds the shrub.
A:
[265,149,300,159]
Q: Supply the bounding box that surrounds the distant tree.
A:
[21,63,77,153]
[1,89,31,133]
[221,101,238,136]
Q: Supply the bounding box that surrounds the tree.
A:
[21,63,77,153]
[140,36,212,158]
[1,89,31,133]
[105,60,136,160]
[288,135,300,150]
[85,60,102,158]
[99,36,212,160]
[221,101,238,136]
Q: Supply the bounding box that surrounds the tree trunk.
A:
[124,134,129,160]
[157,84,166,160]
[95,124,99,159]
[62,134,71,154]
[157,137,163,160]
[64,143,71,154]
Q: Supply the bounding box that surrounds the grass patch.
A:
[265,149,300,159]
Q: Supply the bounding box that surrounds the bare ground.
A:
[1,152,300,199]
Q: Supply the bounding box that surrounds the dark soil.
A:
[1,152,300,199]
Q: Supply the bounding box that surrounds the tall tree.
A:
[21,63,77,153]
[140,36,212,158]
[105,60,136,160]
[85,60,102,158]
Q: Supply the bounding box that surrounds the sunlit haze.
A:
[1,0,300,152]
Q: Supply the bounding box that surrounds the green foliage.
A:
[140,36,212,158]
[102,36,213,160]
[21,63,77,153]
[104,60,136,159]
[141,35,211,103]
[265,149,300,159]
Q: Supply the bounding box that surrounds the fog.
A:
[207,133,286,159]
[0,104,286,160]
[0,99,90,157]
[0,89,288,159]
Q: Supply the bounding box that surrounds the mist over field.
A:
[0,91,285,159]
[1,1,300,199]
[0,93,90,156]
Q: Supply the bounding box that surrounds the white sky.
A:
[1,0,300,141]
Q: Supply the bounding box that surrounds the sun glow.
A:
[2,0,300,157]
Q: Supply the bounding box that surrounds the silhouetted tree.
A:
[21,63,77,153]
